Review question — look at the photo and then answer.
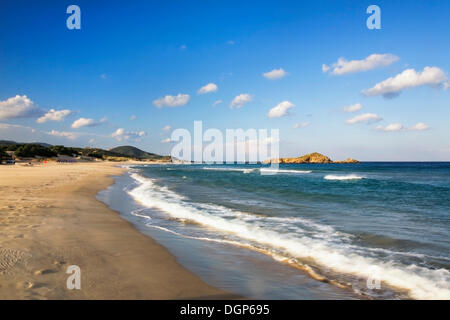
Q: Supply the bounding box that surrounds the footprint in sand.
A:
[53,260,66,266]
[33,269,57,275]
[16,281,34,290]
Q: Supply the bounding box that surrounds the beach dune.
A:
[0,162,233,299]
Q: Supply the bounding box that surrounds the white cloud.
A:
[48,130,77,140]
[267,101,294,118]
[376,122,430,132]
[198,83,218,95]
[293,122,309,129]
[111,128,146,141]
[263,68,287,80]
[37,109,72,123]
[409,122,429,131]
[376,123,404,132]
[71,117,96,129]
[321,64,330,73]
[161,138,171,143]
[343,103,363,113]
[227,40,235,45]
[180,45,187,50]
[100,74,107,79]
[212,100,222,107]
[130,115,136,120]
[323,54,399,75]
[0,95,42,120]
[363,66,448,98]
[162,125,171,131]
[153,94,190,108]
[444,81,450,90]
[0,122,36,132]
[230,94,252,109]
[346,113,382,124]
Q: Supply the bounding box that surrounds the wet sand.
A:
[0,161,235,299]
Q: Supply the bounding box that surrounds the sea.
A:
[97,162,450,300]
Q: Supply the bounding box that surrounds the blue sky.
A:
[0,0,449,160]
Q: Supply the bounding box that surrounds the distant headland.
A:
[264,152,359,164]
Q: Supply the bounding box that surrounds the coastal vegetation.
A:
[0,140,169,162]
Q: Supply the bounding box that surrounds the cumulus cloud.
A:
[37,109,72,123]
[230,94,252,109]
[267,101,294,118]
[323,53,399,75]
[410,122,429,131]
[0,122,36,134]
[293,122,309,129]
[0,95,43,120]
[48,130,78,140]
[212,100,222,107]
[363,66,448,98]
[321,64,330,73]
[198,83,218,95]
[263,68,287,80]
[444,81,450,90]
[71,117,97,129]
[162,125,171,131]
[346,113,382,125]
[376,122,430,132]
[153,94,190,108]
[344,103,363,113]
[161,138,171,143]
[376,123,404,132]
[111,128,146,141]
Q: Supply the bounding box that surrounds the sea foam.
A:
[202,167,312,174]
[127,172,450,300]
[324,174,364,180]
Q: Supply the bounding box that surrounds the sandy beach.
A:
[0,162,234,299]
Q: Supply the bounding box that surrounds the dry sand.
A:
[0,161,235,299]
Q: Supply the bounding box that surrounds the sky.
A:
[0,0,449,161]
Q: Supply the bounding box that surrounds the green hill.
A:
[0,140,169,162]
[0,140,52,148]
[108,145,165,160]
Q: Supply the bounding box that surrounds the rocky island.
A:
[265,152,359,164]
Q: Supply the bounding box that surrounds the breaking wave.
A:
[127,172,450,299]
[324,174,364,180]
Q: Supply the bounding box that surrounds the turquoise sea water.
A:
[98,162,450,299]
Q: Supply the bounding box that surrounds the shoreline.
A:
[0,162,236,299]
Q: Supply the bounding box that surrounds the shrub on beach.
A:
[0,147,9,163]
[14,144,57,158]
[86,152,104,159]
[50,145,80,157]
